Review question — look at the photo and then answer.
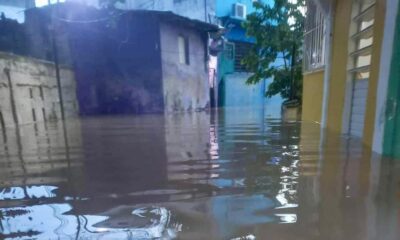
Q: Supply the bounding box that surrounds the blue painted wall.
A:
[223,73,265,107]
[216,0,283,113]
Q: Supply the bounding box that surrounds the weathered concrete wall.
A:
[97,12,164,114]
[160,22,210,112]
[0,52,78,128]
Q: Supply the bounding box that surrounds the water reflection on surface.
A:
[0,107,400,239]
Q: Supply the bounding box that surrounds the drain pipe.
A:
[320,0,335,130]
[204,0,207,22]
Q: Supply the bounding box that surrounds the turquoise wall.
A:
[216,0,282,111]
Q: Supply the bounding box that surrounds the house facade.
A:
[24,4,218,115]
[215,0,283,118]
[302,0,400,157]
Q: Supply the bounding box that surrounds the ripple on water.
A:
[0,110,398,240]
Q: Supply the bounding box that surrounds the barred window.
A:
[304,0,326,72]
[224,42,234,60]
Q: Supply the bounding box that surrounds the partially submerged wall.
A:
[222,73,265,107]
[302,70,324,123]
[160,22,210,112]
[0,52,78,128]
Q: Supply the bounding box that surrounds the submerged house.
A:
[302,0,400,157]
[24,3,218,114]
[88,10,218,114]
[215,0,283,117]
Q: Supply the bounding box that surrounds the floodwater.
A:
[0,107,399,240]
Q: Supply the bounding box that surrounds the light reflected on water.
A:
[0,107,399,239]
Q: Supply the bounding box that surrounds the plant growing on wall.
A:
[242,0,305,104]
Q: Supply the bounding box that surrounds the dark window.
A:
[224,42,234,60]
[184,37,190,65]
[178,35,190,65]
[29,88,33,98]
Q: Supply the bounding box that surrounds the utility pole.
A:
[50,0,66,121]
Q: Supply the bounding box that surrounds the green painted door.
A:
[383,6,400,158]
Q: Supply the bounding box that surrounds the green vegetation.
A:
[242,0,305,103]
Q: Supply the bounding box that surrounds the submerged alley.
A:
[1,0,400,239]
[0,109,400,239]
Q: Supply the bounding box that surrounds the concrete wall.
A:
[96,13,164,114]
[24,6,165,115]
[222,72,264,107]
[220,73,282,116]
[160,22,210,112]
[302,70,324,123]
[0,52,78,128]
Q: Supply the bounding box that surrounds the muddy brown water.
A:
[0,108,399,240]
